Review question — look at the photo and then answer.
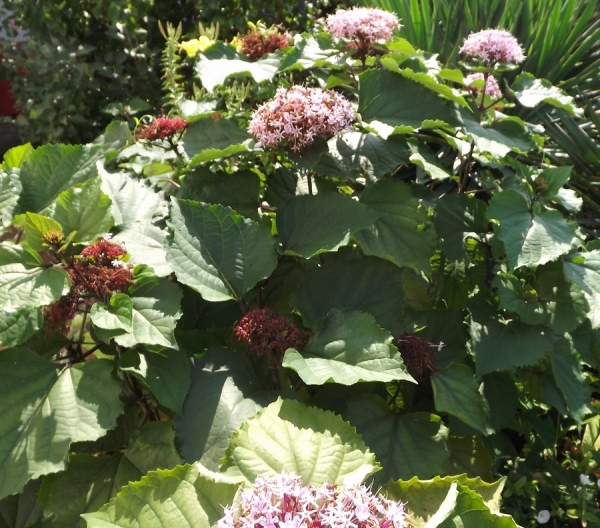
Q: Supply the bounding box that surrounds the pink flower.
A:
[326,7,400,44]
[464,73,502,98]
[460,29,525,64]
[249,86,354,152]
[218,473,407,528]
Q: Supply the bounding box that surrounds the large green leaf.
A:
[564,250,600,328]
[90,294,133,333]
[0,243,71,310]
[290,255,406,335]
[433,194,488,261]
[0,349,123,500]
[181,119,253,166]
[2,143,33,170]
[166,199,277,302]
[482,372,520,432]
[175,348,280,471]
[195,54,280,92]
[82,464,242,528]
[551,339,589,424]
[344,395,450,486]
[221,398,380,486]
[112,277,182,349]
[0,478,42,528]
[511,72,580,115]
[469,305,553,376]
[0,169,21,228]
[123,421,184,475]
[355,179,437,272]
[18,144,104,213]
[283,309,415,385]
[487,189,577,269]
[445,437,493,481]
[431,364,487,434]
[53,177,113,243]
[120,348,191,415]
[177,168,260,220]
[278,35,345,70]
[277,193,382,258]
[23,212,64,252]
[100,169,171,277]
[358,69,458,131]
[383,475,508,528]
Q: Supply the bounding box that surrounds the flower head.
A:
[249,86,354,152]
[180,36,215,57]
[537,510,551,524]
[234,308,309,359]
[464,73,502,98]
[239,22,290,61]
[326,7,400,44]
[136,117,187,141]
[460,29,525,64]
[218,473,407,528]
[397,333,438,381]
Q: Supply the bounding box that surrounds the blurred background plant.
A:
[0,0,345,145]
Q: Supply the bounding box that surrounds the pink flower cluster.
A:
[249,86,354,152]
[460,29,525,64]
[464,73,502,98]
[326,7,400,44]
[218,473,407,528]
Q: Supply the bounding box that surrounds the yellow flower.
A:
[230,35,243,51]
[180,36,215,57]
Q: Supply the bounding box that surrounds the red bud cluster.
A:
[240,26,290,60]
[136,117,187,141]
[397,333,437,381]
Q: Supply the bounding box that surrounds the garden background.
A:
[0,0,599,527]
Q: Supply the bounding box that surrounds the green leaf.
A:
[175,348,280,471]
[551,339,589,424]
[279,35,345,71]
[24,212,64,251]
[283,309,414,385]
[459,111,537,157]
[0,243,71,346]
[90,294,133,333]
[383,475,508,528]
[2,143,33,170]
[482,372,520,431]
[120,348,191,415]
[100,169,171,276]
[0,478,42,528]
[124,421,184,475]
[177,168,260,220]
[0,169,22,228]
[470,306,553,376]
[82,463,242,528]
[431,363,487,434]
[325,132,410,182]
[181,119,253,166]
[487,189,577,269]
[290,255,406,335]
[511,72,581,115]
[277,193,382,258]
[564,250,600,328]
[433,194,488,261]
[18,144,104,213]
[166,199,277,302]
[113,277,182,349]
[445,437,493,481]
[53,177,113,243]
[408,142,452,181]
[221,398,380,485]
[359,69,458,131]
[535,166,572,199]
[0,349,123,500]
[0,309,43,349]
[355,179,437,272]
[344,395,450,485]
[195,54,280,92]
[39,454,141,528]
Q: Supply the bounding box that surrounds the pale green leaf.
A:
[24,212,64,251]
[563,250,600,328]
[551,339,589,424]
[195,54,280,92]
[166,199,277,302]
[283,309,414,385]
[0,169,22,227]
[512,72,581,115]
[2,143,33,170]
[221,398,380,486]
[0,349,123,500]
[90,294,133,333]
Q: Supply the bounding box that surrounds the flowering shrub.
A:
[249,86,354,151]
[219,473,407,528]
[326,7,400,44]
[0,6,596,528]
[459,28,526,65]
